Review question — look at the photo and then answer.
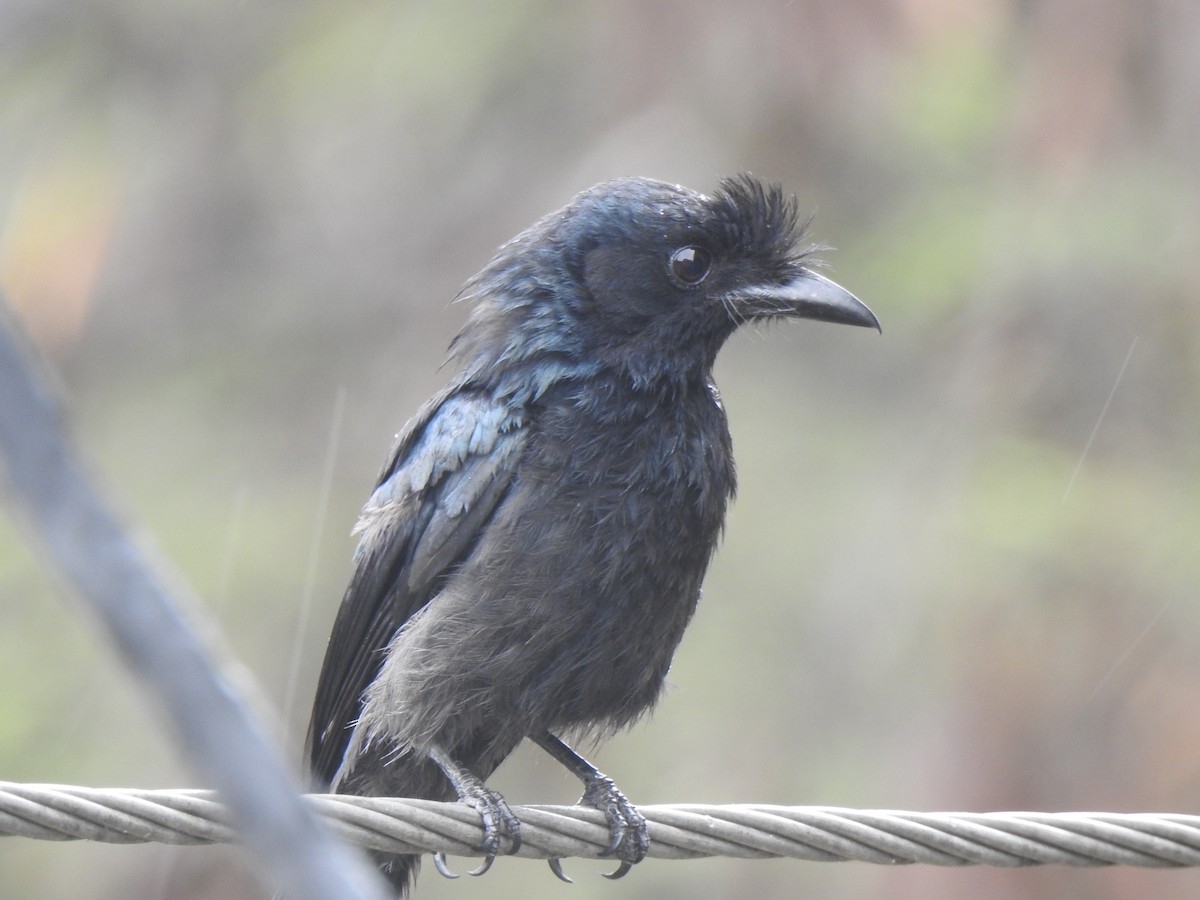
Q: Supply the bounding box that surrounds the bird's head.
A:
[450,175,878,394]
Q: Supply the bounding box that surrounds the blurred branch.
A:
[3,782,1200,869]
[0,296,386,900]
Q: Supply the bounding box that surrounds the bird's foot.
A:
[464,784,522,874]
[432,784,521,879]
[532,732,649,882]
[544,776,647,881]
[428,745,522,878]
[581,773,648,878]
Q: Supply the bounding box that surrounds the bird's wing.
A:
[306,387,526,784]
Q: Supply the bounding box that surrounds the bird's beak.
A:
[726,271,880,332]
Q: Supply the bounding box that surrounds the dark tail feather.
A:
[375,851,419,897]
[335,751,457,898]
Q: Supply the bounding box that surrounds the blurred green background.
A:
[2,1,1200,897]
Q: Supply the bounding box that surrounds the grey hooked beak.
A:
[727,271,880,332]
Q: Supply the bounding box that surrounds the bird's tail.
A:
[335,751,458,897]
[376,850,419,898]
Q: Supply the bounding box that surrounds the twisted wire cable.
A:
[3,782,1198,868]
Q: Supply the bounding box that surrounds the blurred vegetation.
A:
[2,1,1200,897]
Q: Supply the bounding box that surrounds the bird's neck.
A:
[475,346,716,413]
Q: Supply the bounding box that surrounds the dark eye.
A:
[668,246,712,287]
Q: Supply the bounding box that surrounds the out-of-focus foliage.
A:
[2,1,1199,897]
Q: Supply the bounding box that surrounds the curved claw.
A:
[547,857,574,883]
[597,817,625,857]
[433,852,460,880]
[602,860,634,880]
[468,855,496,877]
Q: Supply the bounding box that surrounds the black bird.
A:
[307,175,878,894]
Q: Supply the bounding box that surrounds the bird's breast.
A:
[472,377,736,721]
[529,376,735,527]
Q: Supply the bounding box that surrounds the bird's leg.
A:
[428,744,522,878]
[532,731,649,880]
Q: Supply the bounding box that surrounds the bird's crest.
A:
[709,174,816,271]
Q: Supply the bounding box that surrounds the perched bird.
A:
[307,175,878,894]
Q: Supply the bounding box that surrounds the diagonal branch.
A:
[0,297,386,900]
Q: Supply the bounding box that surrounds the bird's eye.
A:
[668,246,712,288]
